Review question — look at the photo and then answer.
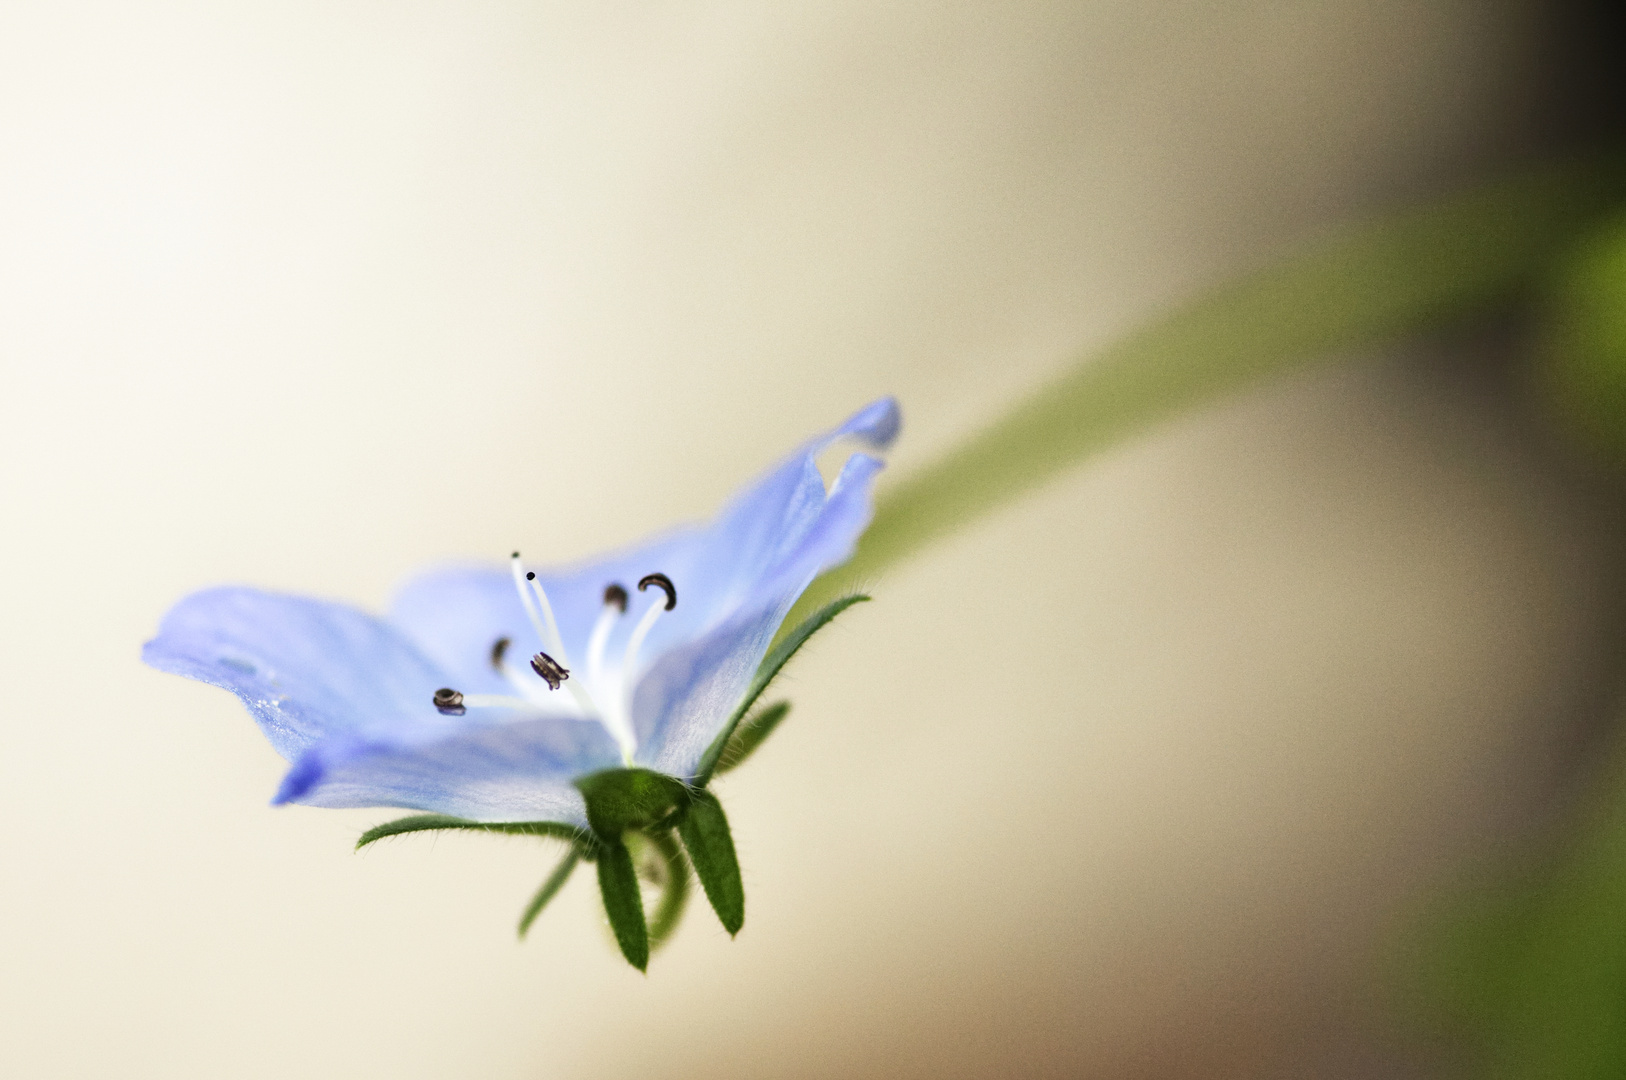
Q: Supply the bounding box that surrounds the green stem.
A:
[792,155,1624,622]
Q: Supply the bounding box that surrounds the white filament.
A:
[509,555,552,651]
[523,574,568,662]
[490,646,550,706]
[510,553,601,718]
[458,694,537,710]
[584,594,662,764]
[584,601,620,691]
[621,594,667,680]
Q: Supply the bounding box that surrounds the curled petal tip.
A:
[841,397,901,449]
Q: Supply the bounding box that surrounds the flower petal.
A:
[672,396,900,621]
[630,604,786,776]
[386,564,538,696]
[386,398,898,778]
[387,530,699,693]
[632,449,892,777]
[754,450,888,597]
[387,397,899,712]
[272,716,622,824]
[142,587,451,761]
[840,395,903,446]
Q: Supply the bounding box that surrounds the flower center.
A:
[430,552,677,766]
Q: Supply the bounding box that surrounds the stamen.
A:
[621,572,675,687]
[509,553,553,651]
[525,572,569,655]
[433,688,465,716]
[457,693,547,711]
[529,650,569,691]
[601,579,674,764]
[638,572,677,610]
[586,583,628,688]
[510,552,600,716]
[489,634,556,704]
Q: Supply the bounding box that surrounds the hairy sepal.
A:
[679,790,744,935]
[596,838,649,971]
[356,814,593,851]
[694,594,869,786]
[714,700,790,776]
[518,847,583,940]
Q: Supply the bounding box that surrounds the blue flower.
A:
[142,399,899,829]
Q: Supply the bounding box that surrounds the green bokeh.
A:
[1543,212,1626,462]
[790,156,1625,627]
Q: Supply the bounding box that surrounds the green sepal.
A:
[517,846,583,939]
[596,837,649,971]
[356,813,593,851]
[639,830,692,949]
[678,789,744,936]
[714,700,790,776]
[574,768,691,842]
[694,594,869,786]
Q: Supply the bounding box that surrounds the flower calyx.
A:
[569,767,742,971]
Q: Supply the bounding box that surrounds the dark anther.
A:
[638,572,677,610]
[530,651,570,690]
[490,636,511,670]
[433,688,466,716]
[526,571,536,581]
[603,583,628,613]
[511,551,520,559]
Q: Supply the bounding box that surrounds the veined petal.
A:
[141,588,451,761]
[598,397,899,676]
[387,398,900,737]
[631,447,894,778]
[678,397,900,618]
[273,716,622,824]
[630,603,787,776]
[754,451,887,598]
[386,564,540,697]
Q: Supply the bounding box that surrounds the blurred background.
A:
[2,2,1623,1077]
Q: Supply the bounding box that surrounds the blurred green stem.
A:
[792,155,1624,623]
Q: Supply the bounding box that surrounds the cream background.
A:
[0,3,1613,1077]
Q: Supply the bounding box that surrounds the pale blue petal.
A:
[752,451,888,597]
[632,450,892,777]
[144,398,900,816]
[387,529,700,692]
[616,398,899,671]
[630,605,786,776]
[674,396,900,621]
[838,396,903,446]
[388,399,899,734]
[142,588,450,761]
[273,717,621,824]
[385,565,536,697]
